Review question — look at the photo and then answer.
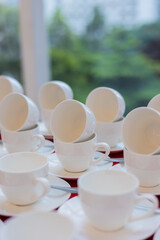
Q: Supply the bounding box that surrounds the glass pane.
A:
[44,0,160,113]
[0,0,22,86]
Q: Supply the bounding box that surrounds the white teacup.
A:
[1,124,45,153]
[54,133,110,172]
[122,107,160,155]
[39,81,73,132]
[51,99,96,143]
[78,169,158,231]
[0,75,23,102]
[0,152,50,205]
[96,117,123,147]
[0,93,39,131]
[86,87,125,122]
[124,147,160,187]
[147,94,160,113]
[2,212,74,240]
[40,108,54,133]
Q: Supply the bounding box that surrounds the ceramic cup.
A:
[2,212,74,240]
[124,147,160,187]
[0,93,39,131]
[147,94,160,113]
[1,124,45,153]
[78,169,158,231]
[96,117,123,147]
[0,75,23,102]
[122,107,160,155]
[86,87,125,122]
[54,133,110,172]
[50,99,96,143]
[0,152,50,205]
[40,109,54,133]
[39,81,73,132]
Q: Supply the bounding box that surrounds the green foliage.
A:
[0,4,159,113]
[49,8,160,113]
[0,4,21,82]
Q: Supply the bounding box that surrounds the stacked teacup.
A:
[86,87,125,148]
[38,81,73,133]
[0,93,45,153]
[122,106,160,187]
[0,75,24,102]
[50,99,110,173]
[0,93,50,206]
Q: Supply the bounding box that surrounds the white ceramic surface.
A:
[122,107,160,155]
[0,152,50,205]
[110,142,124,153]
[2,211,74,240]
[38,121,53,140]
[0,93,39,131]
[78,168,158,231]
[0,75,23,102]
[148,94,160,113]
[50,99,96,143]
[124,147,160,187]
[154,227,160,240]
[48,152,112,180]
[1,124,45,153]
[86,87,125,122]
[39,80,73,109]
[0,175,70,216]
[54,133,110,172]
[39,81,73,132]
[59,196,160,240]
[96,118,123,147]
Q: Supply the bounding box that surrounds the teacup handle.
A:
[130,194,158,222]
[31,134,45,152]
[31,177,50,202]
[91,143,110,166]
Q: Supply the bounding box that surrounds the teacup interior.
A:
[51,101,86,142]
[0,77,12,101]
[0,153,47,172]
[0,94,28,131]
[79,170,138,195]
[39,83,66,109]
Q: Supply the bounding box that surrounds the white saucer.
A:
[39,121,53,140]
[0,140,54,157]
[48,152,112,180]
[37,140,54,155]
[58,196,160,240]
[0,175,70,217]
[154,227,160,240]
[110,142,124,153]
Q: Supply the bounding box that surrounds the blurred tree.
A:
[0,4,21,81]
[82,6,106,51]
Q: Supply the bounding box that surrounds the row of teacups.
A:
[122,95,160,188]
[39,82,126,172]
[39,82,125,148]
[0,77,159,235]
[0,166,158,238]
[0,76,46,153]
